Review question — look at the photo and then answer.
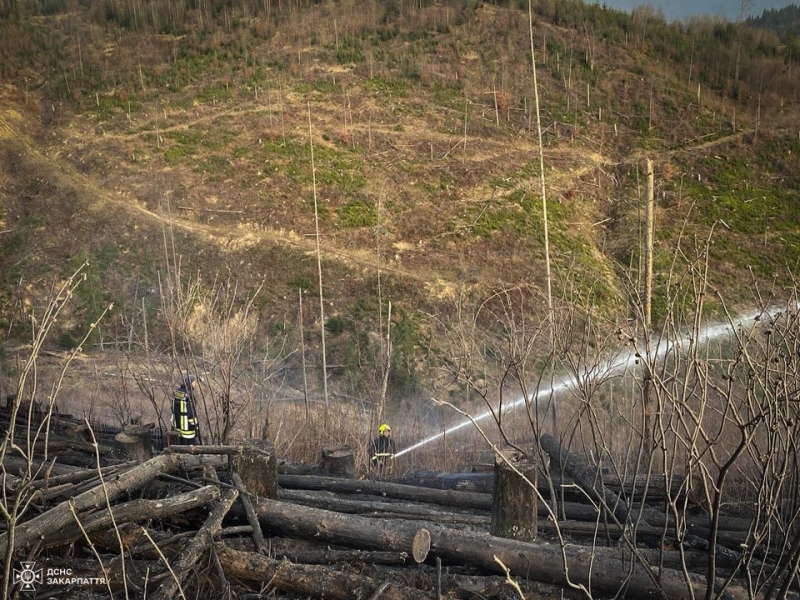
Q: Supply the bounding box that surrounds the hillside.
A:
[1,0,799,411]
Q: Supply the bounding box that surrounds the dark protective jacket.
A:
[172,381,198,441]
[370,434,396,464]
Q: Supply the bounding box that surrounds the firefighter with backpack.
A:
[172,374,201,445]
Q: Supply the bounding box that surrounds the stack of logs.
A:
[0,429,759,599]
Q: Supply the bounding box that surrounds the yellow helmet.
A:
[378,423,391,435]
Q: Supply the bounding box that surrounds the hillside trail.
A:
[0,82,757,298]
[1,118,443,291]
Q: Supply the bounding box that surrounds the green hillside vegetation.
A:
[0,0,798,409]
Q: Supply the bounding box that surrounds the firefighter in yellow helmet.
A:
[370,423,396,478]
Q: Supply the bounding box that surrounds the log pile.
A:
[0,432,762,600]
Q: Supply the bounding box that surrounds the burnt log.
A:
[44,485,221,548]
[29,461,135,489]
[395,471,495,493]
[152,487,240,600]
[90,524,176,557]
[278,460,318,475]
[276,489,745,566]
[2,457,83,480]
[279,488,488,526]
[320,444,356,478]
[225,536,412,565]
[428,526,748,600]
[165,444,246,455]
[216,543,432,600]
[255,498,431,563]
[398,470,685,500]
[0,453,211,560]
[541,433,639,525]
[279,473,491,511]
[491,450,537,541]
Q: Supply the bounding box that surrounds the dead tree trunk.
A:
[255,499,431,563]
[491,450,537,542]
[540,433,639,525]
[216,543,432,600]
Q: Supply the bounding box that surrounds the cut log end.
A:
[411,528,431,564]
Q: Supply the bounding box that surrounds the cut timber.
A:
[279,488,488,525]
[29,461,135,489]
[152,487,240,600]
[113,423,155,461]
[541,433,639,525]
[279,473,491,510]
[255,498,431,563]
[231,439,278,500]
[165,444,246,455]
[428,526,748,600]
[491,450,537,541]
[320,444,355,478]
[216,543,432,600]
[43,485,221,548]
[0,453,186,560]
[398,470,685,499]
[224,537,412,565]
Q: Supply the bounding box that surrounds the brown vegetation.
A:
[1,0,800,597]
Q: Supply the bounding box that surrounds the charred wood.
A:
[113,423,155,462]
[215,543,434,600]
[152,487,239,600]
[0,453,215,559]
[163,444,245,456]
[491,450,537,541]
[43,485,221,548]
[263,538,412,566]
[255,498,431,563]
[398,469,686,499]
[279,488,488,524]
[428,525,749,600]
[230,439,278,500]
[279,473,492,511]
[541,433,644,526]
[319,444,356,478]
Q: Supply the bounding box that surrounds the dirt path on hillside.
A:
[0,80,759,301]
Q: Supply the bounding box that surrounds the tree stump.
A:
[113,424,154,462]
[231,439,278,500]
[490,450,537,542]
[320,444,355,478]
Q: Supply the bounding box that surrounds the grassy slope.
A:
[0,0,798,397]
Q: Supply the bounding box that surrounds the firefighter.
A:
[370,423,396,477]
[172,374,201,445]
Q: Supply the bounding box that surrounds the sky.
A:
[595,0,798,22]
